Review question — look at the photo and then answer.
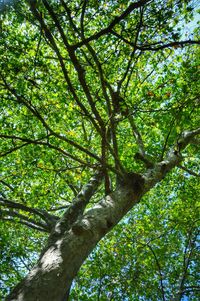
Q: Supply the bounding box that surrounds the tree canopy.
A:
[0,0,200,300]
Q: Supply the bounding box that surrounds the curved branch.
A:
[144,127,200,188]
[171,230,199,301]
[1,216,48,233]
[177,165,200,177]
[0,134,93,166]
[146,243,166,301]
[0,197,58,230]
[111,31,200,50]
[0,208,49,232]
[136,40,200,51]
[128,116,146,156]
[0,71,103,163]
[177,128,200,150]
[0,142,31,157]
[72,0,150,49]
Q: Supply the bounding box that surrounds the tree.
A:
[0,0,200,300]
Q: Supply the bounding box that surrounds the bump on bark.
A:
[118,172,145,194]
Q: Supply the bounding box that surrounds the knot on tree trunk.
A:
[118,172,145,195]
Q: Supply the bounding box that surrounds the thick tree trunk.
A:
[5,173,176,300]
[6,128,200,301]
[6,184,142,301]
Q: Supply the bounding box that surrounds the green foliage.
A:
[0,0,199,299]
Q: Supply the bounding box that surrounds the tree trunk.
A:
[6,183,142,301]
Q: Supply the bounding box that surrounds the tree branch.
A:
[71,0,150,50]
[0,197,58,231]
[111,31,200,51]
[0,71,103,162]
[1,216,48,233]
[171,230,199,301]
[136,40,200,51]
[146,243,166,301]
[51,170,103,237]
[144,127,200,188]
[0,208,49,232]
[0,134,93,166]
[128,116,146,157]
[117,6,144,91]
[177,165,200,177]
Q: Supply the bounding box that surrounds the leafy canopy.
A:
[0,0,200,300]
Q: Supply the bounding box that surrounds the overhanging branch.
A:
[111,31,200,50]
[0,197,58,231]
[177,165,200,177]
[71,0,150,49]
